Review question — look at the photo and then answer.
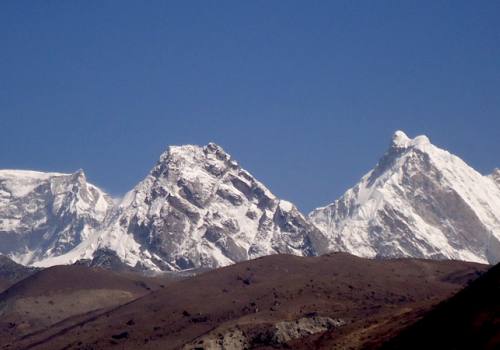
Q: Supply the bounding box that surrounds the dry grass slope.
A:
[0,253,487,350]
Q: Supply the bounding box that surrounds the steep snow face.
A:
[0,170,114,265]
[309,131,500,264]
[103,143,328,271]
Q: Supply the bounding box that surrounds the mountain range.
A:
[1,131,499,270]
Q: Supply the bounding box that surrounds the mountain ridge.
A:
[1,144,327,271]
[1,131,499,270]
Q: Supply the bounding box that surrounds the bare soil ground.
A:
[0,253,487,350]
[0,264,176,345]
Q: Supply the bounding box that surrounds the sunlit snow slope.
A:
[309,131,500,264]
[0,170,114,265]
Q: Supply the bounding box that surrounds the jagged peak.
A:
[366,131,436,187]
[167,144,202,153]
[155,144,202,167]
[204,142,232,163]
[204,142,225,153]
[70,168,86,183]
[159,143,221,157]
[155,142,233,170]
[391,130,411,147]
[391,130,431,149]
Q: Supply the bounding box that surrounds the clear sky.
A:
[1,1,499,212]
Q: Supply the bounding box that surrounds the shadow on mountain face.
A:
[378,262,500,350]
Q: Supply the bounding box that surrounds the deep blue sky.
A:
[1,1,499,212]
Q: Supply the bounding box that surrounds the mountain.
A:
[0,144,327,271]
[0,170,114,266]
[2,253,486,350]
[3,135,499,271]
[101,143,328,270]
[309,131,500,264]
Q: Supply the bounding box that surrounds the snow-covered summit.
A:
[310,131,500,264]
[391,130,430,149]
[0,170,64,197]
[0,169,114,265]
[391,130,411,147]
[103,142,327,270]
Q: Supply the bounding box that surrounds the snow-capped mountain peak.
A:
[11,143,326,271]
[106,142,327,270]
[2,135,499,271]
[391,130,431,150]
[0,169,114,265]
[310,131,500,264]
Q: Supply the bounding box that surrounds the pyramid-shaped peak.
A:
[310,131,500,266]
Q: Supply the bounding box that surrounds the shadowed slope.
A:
[0,255,39,293]
[3,253,487,350]
[379,262,500,350]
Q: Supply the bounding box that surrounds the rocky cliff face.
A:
[309,131,500,264]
